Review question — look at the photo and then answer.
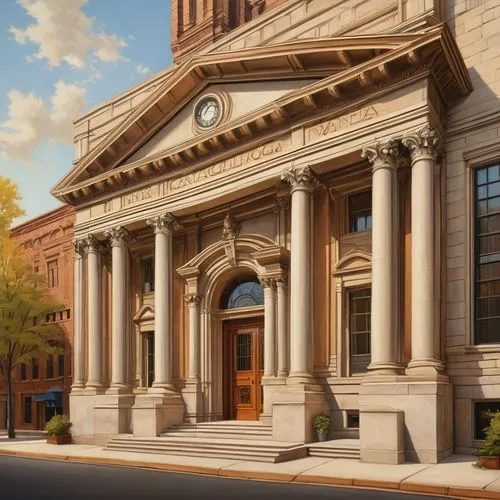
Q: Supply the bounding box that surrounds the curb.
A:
[0,449,497,500]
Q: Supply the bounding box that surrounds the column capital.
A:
[281,166,319,192]
[276,273,288,287]
[402,125,442,161]
[361,139,400,171]
[146,213,179,234]
[83,234,103,254]
[103,226,128,247]
[184,293,201,305]
[74,239,85,258]
[260,276,277,289]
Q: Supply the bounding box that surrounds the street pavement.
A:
[0,455,448,500]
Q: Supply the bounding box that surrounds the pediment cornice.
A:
[52,25,471,205]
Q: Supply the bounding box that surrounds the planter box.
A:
[47,435,72,445]
[479,456,500,469]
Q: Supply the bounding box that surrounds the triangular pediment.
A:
[52,25,471,205]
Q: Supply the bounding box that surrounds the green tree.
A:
[0,239,63,438]
[0,176,24,238]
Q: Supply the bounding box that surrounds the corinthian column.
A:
[84,235,104,390]
[104,226,130,392]
[146,214,177,393]
[261,278,277,378]
[184,294,201,381]
[361,140,402,375]
[402,125,444,376]
[281,166,318,383]
[72,239,85,389]
[276,274,288,378]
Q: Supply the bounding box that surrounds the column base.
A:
[367,361,404,376]
[132,392,184,437]
[286,371,317,385]
[84,385,106,395]
[181,380,202,423]
[359,378,453,464]
[272,383,328,443]
[106,385,132,395]
[405,358,445,377]
[148,383,176,395]
[94,394,135,439]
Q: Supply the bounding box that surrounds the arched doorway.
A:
[221,277,264,421]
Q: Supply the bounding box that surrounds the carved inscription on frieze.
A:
[121,185,160,209]
[164,136,293,194]
[306,105,379,144]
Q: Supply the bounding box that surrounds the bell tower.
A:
[171,0,287,62]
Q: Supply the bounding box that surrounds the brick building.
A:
[0,205,75,431]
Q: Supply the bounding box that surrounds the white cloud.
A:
[0,81,86,162]
[9,0,127,69]
[136,63,150,75]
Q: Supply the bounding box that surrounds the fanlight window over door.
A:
[221,279,264,309]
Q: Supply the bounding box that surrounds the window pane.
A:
[474,401,500,440]
[24,396,32,424]
[236,334,252,371]
[349,288,371,374]
[349,191,372,233]
[222,279,264,309]
[477,168,488,185]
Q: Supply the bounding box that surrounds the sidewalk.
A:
[0,437,499,499]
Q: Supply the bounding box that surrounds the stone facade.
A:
[0,206,75,431]
[50,0,499,463]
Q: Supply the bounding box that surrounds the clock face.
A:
[195,97,221,129]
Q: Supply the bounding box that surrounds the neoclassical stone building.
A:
[52,0,500,463]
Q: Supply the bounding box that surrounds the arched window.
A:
[221,278,264,309]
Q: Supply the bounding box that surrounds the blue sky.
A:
[0,0,173,224]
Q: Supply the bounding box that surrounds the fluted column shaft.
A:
[85,235,103,388]
[276,276,288,378]
[403,126,444,375]
[262,279,277,378]
[105,227,129,391]
[72,240,85,389]
[185,294,201,381]
[281,166,317,383]
[147,214,177,392]
[362,141,401,375]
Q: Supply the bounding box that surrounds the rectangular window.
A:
[348,191,372,233]
[142,258,155,293]
[20,363,27,381]
[23,396,32,424]
[236,333,252,371]
[474,401,500,440]
[474,164,500,344]
[146,333,154,388]
[32,358,39,379]
[349,288,371,374]
[47,260,59,288]
[347,411,360,428]
[58,354,64,377]
[46,355,54,379]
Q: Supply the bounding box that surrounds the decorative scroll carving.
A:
[103,226,128,246]
[402,125,442,160]
[222,213,240,241]
[260,277,277,289]
[74,239,85,257]
[280,166,319,191]
[239,386,251,404]
[361,139,399,170]
[83,234,102,254]
[146,213,179,234]
[184,294,201,305]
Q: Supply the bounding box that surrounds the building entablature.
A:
[52,24,470,210]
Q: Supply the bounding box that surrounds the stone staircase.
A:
[307,439,361,460]
[105,422,361,463]
[105,421,307,463]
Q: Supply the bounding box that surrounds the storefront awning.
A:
[33,386,63,407]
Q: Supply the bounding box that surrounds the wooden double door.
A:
[223,319,264,421]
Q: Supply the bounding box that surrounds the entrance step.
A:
[105,434,307,463]
[161,421,273,441]
[307,439,360,460]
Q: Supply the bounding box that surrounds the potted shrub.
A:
[45,414,72,445]
[477,411,500,469]
[313,414,331,442]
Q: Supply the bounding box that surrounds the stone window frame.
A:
[463,142,500,352]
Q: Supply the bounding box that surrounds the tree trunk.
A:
[6,366,15,439]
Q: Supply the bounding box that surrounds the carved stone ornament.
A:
[248,0,265,18]
[260,277,277,289]
[222,212,240,241]
[74,239,85,257]
[281,166,319,191]
[184,293,201,305]
[361,139,399,170]
[146,213,179,234]
[402,125,442,160]
[83,234,102,254]
[103,226,127,246]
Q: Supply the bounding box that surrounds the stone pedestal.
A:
[261,377,286,426]
[94,394,135,440]
[132,393,184,437]
[359,378,453,463]
[360,407,404,464]
[272,384,329,443]
[69,391,99,441]
[181,382,202,423]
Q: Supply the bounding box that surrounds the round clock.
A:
[194,96,221,129]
